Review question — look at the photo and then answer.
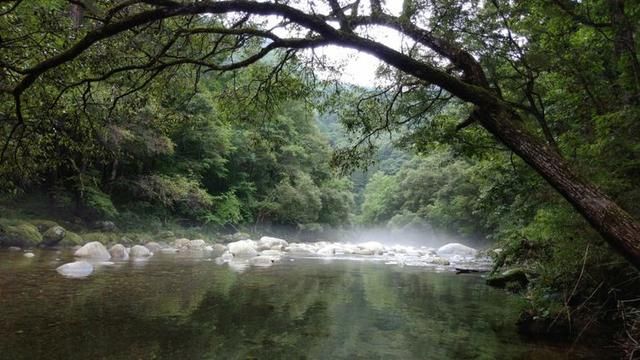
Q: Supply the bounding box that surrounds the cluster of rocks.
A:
[56,238,212,278]
[53,230,489,277]
[212,237,488,272]
[0,220,84,249]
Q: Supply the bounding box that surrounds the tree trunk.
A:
[478,107,640,268]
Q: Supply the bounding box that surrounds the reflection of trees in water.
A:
[0,254,599,359]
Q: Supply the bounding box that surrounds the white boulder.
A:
[287,243,316,256]
[109,244,129,260]
[23,252,35,258]
[74,241,111,260]
[228,240,258,257]
[437,243,477,258]
[257,236,289,251]
[357,241,385,255]
[56,261,94,278]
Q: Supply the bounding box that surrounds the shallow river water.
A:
[0,249,612,359]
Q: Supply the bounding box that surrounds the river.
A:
[0,249,611,359]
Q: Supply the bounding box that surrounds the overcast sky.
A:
[312,0,405,87]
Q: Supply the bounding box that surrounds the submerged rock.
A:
[129,245,152,258]
[159,248,179,254]
[249,256,279,267]
[423,256,450,266]
[437,243,477,258]
[214,251,234,265]
[74,241,111,260]
[228,240,258,257]
[109,244,129,260]
[8,246,21,251]
[56,261,94,278]
[23,252,35,258]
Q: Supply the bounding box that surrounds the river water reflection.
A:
[0,250,610,359]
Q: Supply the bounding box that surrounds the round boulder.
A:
[109,244,129,260]
[42,225,66,246]
[129,245,152,258]
[74,241,111,260]
[437,243,477,258]
[228,240,258,257]
[145,241,163,253]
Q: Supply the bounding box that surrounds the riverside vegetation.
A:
[1,0,640,357]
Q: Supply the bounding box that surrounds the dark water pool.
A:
[0,250,611,359]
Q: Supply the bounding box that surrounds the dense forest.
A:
[1,0,640,356]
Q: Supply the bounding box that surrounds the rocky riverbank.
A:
[0,217,501,280]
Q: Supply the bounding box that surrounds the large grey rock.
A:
[145,241,163,253]
[174,238,191,250]
[189,239,206,250]
[74,241,111,260]
[129,245,152,258]
[437,243,477,258]
[24,252,35,258]
[257,236,289,251]
[228,240,258,257]
[109,244,129,260]
[42,225,66,246]
[56,261,94,278]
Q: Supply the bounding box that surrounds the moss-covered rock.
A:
[0,222,43,248]
[486,268,529,288]
[59,231,84,247]
[29,219,60,233]
[42,225,66,246]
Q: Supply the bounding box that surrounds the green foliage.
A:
[84,186,119,219]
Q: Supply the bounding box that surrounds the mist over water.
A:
[257,224,485,250]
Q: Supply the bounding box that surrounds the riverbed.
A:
[0,249,610,359]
